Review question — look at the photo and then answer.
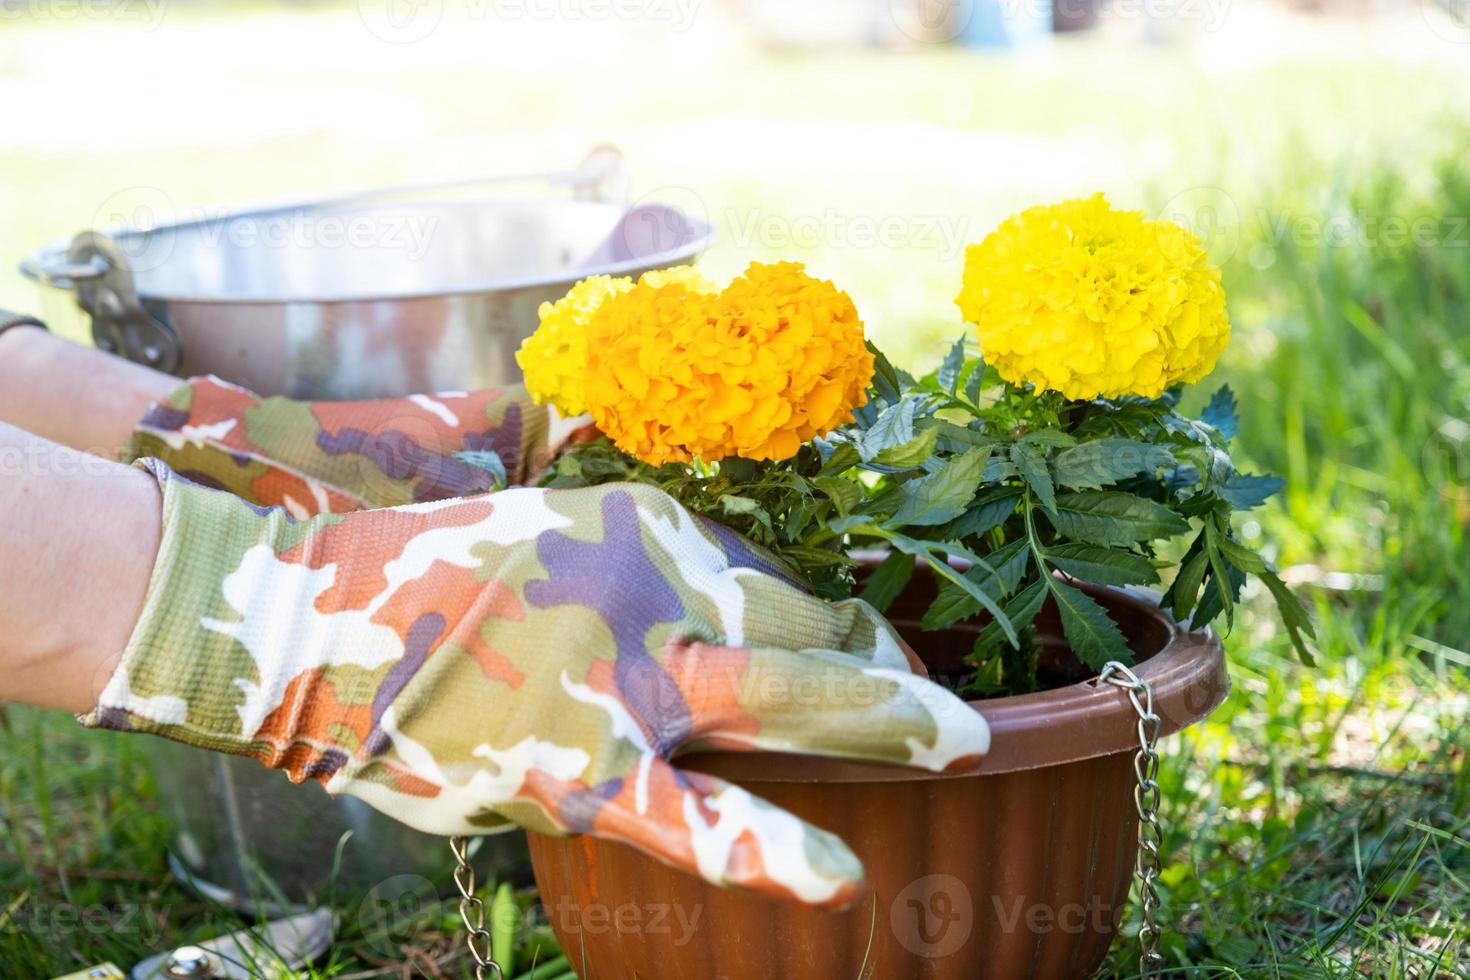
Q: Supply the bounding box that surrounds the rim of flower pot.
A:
[677,581,1228,784]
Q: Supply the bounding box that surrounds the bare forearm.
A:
[0,423,161,712]
[0,327,178,458]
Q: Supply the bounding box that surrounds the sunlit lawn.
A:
[1,4,1467,975]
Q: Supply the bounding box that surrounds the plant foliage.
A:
[540,337,1314,696]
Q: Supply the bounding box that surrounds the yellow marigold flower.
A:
[582,261,874,465]
[517,266,712,416]
[517,275,624,416]
[955,194,1230,400]
[639,264,716,293]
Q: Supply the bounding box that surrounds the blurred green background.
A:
[1,0,1467,975]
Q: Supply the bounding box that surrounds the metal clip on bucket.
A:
[29,231,183,372]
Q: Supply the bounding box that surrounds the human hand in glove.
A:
[84,461,989,907]
[126,374,592,514]
[0,325,589,514]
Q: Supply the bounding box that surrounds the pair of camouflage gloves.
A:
[87,376,990,907]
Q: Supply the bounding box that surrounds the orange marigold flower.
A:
[517,266,713,416]
[582,261,874,465]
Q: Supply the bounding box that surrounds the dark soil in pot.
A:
[528,573,1229,980]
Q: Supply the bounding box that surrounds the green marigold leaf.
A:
[982,457,1017,482]
[859,398,917,461]
[859,550,915,613]
[1045,542,1160,587]
[1017,429,1077,449]
[962,357,987,405]
[937,486,1022,540]
[719,457,761,483]
[1164,544,1210,621]
[937,336,967,396]
[885,534,1018,646]
[718,494,773,535]
[1160,411,1221,449]
[782,545,859,569]
[1213,532,1268,574]
[887,448,989,527]
[928,419,998,453]
[965,641,1008,694]
[1202,385,1239,440]
[973,577,1048,652]
[867,341,913,406]
[1051,438,1174,491]
[826,514,878,536]
[873,425,940,469]
[1051,581,1132,670]
[1218,473,1285,511]
[1011,442,1057,514]
[1192,561,1245,629]
[1206,537,1236,627]
[922,539,1031,630]
[818,441,861,476]
[1261,569,1317,665]
[813,475,863,516]
[1049,491,1191,545]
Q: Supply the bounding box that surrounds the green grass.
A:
[1102,123,1470,976]
[1,5,1468,976]
[0,706,564,977]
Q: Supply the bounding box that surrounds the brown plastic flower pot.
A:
[528,575,1228,979]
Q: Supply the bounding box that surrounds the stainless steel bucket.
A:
[19,150,713,907]
[148,739,534,911]
[20,148,714,398]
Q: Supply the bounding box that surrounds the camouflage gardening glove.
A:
[126,376,591,515]
[83,461,990,907]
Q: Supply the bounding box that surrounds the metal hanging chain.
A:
[1099,661,1165,979]
[450,835,505,980]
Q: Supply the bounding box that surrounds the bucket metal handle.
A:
[159,144,630,231]
[19,253,108,288]
[310,144,628,211]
